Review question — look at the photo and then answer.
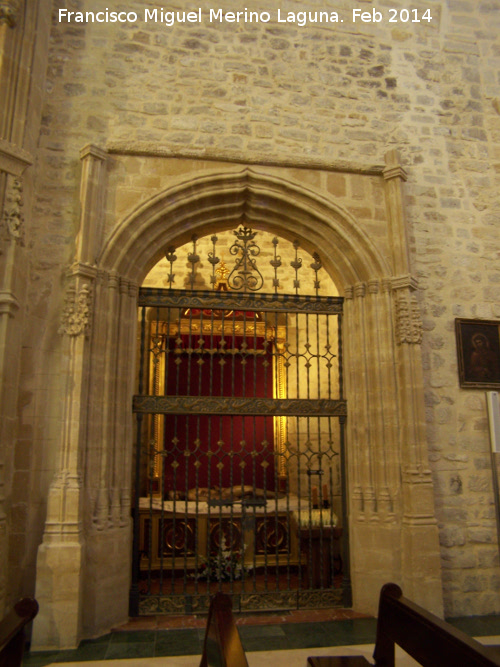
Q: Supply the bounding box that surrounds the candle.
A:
[323,484,328,502]
[312,486,319,508]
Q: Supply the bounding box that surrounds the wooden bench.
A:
[0,597,39,667]
[308,583,500,667]
[200,593,248,667]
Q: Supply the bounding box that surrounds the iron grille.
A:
[130,230,350,614]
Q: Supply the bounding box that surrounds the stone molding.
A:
[402,464,433,484]
[106,139,385,176]
[345,275,419,295]
[345,276,423,345]
[43,471,84,543]
[0,138,32,176]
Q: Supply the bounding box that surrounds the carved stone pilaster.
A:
[77,145,107,265]
[58,284,93,337]
[0,0,21,28]
[383,150,412,277]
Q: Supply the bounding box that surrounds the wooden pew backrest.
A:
[0,597,39,667]
[374,583,500,667]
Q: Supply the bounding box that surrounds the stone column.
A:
[32,145,109,648]
[0,23,28,604]
[82,270,135,639]
[344,278,402,612]
[31,266,95,650]
[0,140,32,616]
[383,150,443,615]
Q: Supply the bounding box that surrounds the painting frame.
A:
[455,318,500,389]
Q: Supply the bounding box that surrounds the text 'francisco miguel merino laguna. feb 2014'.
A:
[57,7,435,27]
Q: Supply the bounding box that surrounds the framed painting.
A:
[455,319,500,389]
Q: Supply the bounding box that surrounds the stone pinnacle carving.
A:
[2,175,24,246]
[59,284,93,336]
[395,293,423,345]
[0,0,21,27]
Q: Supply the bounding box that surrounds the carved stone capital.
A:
[59,284,93,337]
[383,149,408,182]
[353,282,366,298]
[67,261,98,282]
[79,144,108,162]
[108,271,120,290]
[392,274,419,292]
[0,0,21,28]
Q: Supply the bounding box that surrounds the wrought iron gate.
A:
[130,229,350,615]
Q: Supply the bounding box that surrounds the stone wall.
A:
[4,0,499,633]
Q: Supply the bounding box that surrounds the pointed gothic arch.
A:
[33,149,443,650]
[99,166,390,288]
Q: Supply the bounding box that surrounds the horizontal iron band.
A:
[133,395,347,417]
[138,288,343,314]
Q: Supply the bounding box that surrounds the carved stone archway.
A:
[32,148,443,649]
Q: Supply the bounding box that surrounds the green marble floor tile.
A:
[105,641,156,659]
[79,633,112,645]
[238,624,286,638]
[319,618,377,645]
[110,629,157,643]
[241,635,291,652]
[281,622,331,649]
[447,615,500,638]
[53,642,109,662]
[22,653,60,667]
[155,629,203,656]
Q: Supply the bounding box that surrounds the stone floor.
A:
[22,611,500,666]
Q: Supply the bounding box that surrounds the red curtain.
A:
[162,332,276,494]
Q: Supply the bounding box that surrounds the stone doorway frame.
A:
[32,147,443,649]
